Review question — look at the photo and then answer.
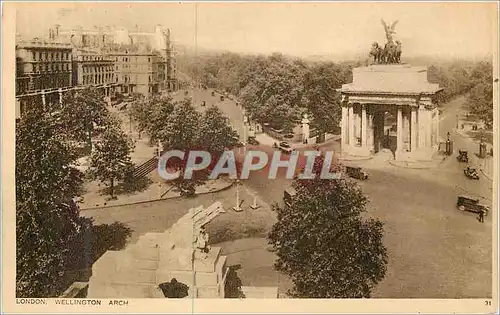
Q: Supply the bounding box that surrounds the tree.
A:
[468,82,493,129]
[199,106,240,153]
[130,94,175,144]
[302,62,350,135]
[88,119,135,199]
[159,99,205,196]
[268,155,388,298]
[58,87,111,150]
[16,106,91,297]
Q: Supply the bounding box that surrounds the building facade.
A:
[340,64,443,161]
[16,39,73,117]
[109,52,162,96]
[72,48,119,99]
[52,24,178,93]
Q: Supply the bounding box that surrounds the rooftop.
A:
[341,64,442,95]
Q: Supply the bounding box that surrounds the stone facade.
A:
[108,52,163,96]
[87,202,229,298]
[340,64,443,161]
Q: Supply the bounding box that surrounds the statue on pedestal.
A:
[370,19,402,64]
[194,226,210,259]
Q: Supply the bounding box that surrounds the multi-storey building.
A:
[108,50,163,96]
[52,24,178,93]
[15,39,73,117]
[15,25,180,118]
[72,48,119,99]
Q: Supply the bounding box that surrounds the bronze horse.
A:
[370,41,402,64]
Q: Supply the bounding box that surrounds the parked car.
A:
[345,166,369,180]
[456,195,489,216]
[211,91,215,97]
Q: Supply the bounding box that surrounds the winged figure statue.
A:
[381,19,398,43]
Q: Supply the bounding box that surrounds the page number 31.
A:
[485,300,491,306]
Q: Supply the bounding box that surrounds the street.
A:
[210,90,493,298]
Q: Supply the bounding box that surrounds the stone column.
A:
[411,107,417,152]
[361,105,367,147]
[341,106,348,146]
[426,110,432,148]
[348,104,354,147]
[403,107,410,151]
[397,107,403,153]
[435,108,440,145]
[418,105,425,148]
[367,113,374,150]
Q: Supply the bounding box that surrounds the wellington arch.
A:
[340,64,443,161]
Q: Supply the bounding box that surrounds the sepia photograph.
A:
[2,1,498,313]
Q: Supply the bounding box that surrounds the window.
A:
[51,52,54,60]
[32,52,36,60]
[148,57,151,62]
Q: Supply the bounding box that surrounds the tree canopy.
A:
[268,155,388,298]
[88,118,135,198]
[16,106,90,297]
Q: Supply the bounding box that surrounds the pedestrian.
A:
[478,209,485,223]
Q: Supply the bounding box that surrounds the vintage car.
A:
[211,91,215,97]
[278,141,293,154]
[464,166,480,180]
[220,95,225,101]
[345,166,369,180]
[283,186,297,208]
[456,195,489,216]
[457,150,469,163]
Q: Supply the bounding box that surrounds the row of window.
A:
[122,75,153,83]
[83,73,115,86]
[115,57,153,63]
[82,65,114,74]
[81,55,109,62]
[32,63,70,73]
[32,50,70,62]
[118,64,154,70]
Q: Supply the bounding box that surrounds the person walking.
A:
[478,209,485,223]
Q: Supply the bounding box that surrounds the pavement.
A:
[79,177,234,210]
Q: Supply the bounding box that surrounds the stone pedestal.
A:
[87,202,228,299]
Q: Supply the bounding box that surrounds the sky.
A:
[14,2,498,59]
